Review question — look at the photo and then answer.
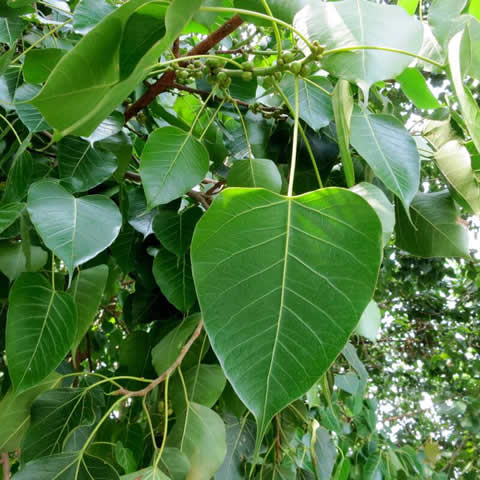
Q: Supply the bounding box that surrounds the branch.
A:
[1,453,9,480]
[113,320,204,397]
[187,190,212,210]
[125,15,244,121]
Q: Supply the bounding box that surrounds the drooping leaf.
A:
[350,108,420,211]
[351,182,395,246]
[280,74,333,131]
[57,136,118,192]
[69,265,109,349]
[448,30,480,153]
[332,80,354,187]
[0,242,48,281]
[395,191,470,258]
[435,140,480,214]
[13,453,120,480]
[27,180,122,276]
[23,48,66,84]
[22,387,97,461]
[140,126,210,208]
[294,0,424,93]
[0,372,59,452]
[152,245,196,313]
[228,158,283,193]
[151,314,201,376]
[191,188,382,440]
[6,273,76,392]
[153,206,203,257]
[396,68,441,110]
[167,402,227,480]
[355,300,381,342]
[72,0,116,35]
[0,202,24,233]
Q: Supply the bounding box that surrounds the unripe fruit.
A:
[242,61,254,71]
[241,71,253,82]
[217,71,228,83]
[290,61,302,75]
[282,51,295,64]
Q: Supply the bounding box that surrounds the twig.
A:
[187,190,211,210]
[1,453,9,480]
[383,411,420,422]
[113,320,204,397]
[125,15,244,121]
[125,171,141,182]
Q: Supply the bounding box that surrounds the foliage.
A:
[0,0,479,478]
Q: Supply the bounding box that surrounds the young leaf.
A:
[294,0,423,93]
[27,180,122,276]
[140,126,210,208]
[396,68,441,110]
[6,273,76,392]
[395,191,470,258]
[191,188,382,441]
[227,158,283,193]
[350,108,420,211]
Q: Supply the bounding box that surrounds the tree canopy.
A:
[0,0,479,479]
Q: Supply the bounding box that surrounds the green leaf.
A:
[32,0,202,137]
[167,403,227,480]
[73,0,116,35]
[350,108,420,211]
[280,74,333,131]
[140,126,210,208]
[151,314,201,376]
[355,300,381,342]
[27,180,122,276]
[153,206,203,257]
[69,265,109,349]
[191,188,382,440]
[228,158,283,193]
[234,0,307,25]
[14,84,50,132]
[58,136,118,192]
[127,186,157,239]
[313,424,337,480]
[23,48,66,84]
[332,80,354,187]
[448,30,480,153]
[171,364,226,412]
[6,273,76,392]
[429,0,468,48]
[83,112,124,145]
[395,191,470,258]
[152,245,196,313]
[351,182,395,246]
[398,0,419,15]
[0,242,48,281]
[295,0,424,93]
[396,68,441,110]
[435,140,480,214]
[159,448,191,480]
[22,387,97,461]
[2,150,33,204]
[0,0,34,16]
[13,453,120,480]
[0,16,25,45]
[0,202,24,234]
[0,372,59,452]
[116,441,137,474]
[121,467,169,480]
[470,0,480,20]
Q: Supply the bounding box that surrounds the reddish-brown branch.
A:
[1,453,9,480]
[124,15,244,121]
[113,320,204,397]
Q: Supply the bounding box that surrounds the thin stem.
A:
[200,6,314,50]
[419,0,423,21]
[143,396,158,450]
[0,113,22,144]
[323,45,445,69]
[231,99,253,159]
[260,0,282,57]
[288,77,300,196]
[199,97,225,141]
[189,89,216,135]
[150,53,243,72]
[153,375,170,471]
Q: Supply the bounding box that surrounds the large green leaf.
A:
[0,373,59,452]
[435,140,480,214]
[23,48,66,84]
[27,180,122,276]
[294,0,423,92]
[280,74,333,131]
[31,0,202,137]
[13,453,120,480]
[167,402,227,480]
[228,158,283,193]
[395,191,470,258]
[152,245,196,313]
[350,108,420,210]
[6,273,76,392]
[448,30,480,153]
[0,202,24,233]
[69,265,109,349]
[140,126,210,208]
[191,188,382,440]
[0,242,48,281]
[58,136,118,192]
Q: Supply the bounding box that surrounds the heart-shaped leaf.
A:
[140,126,210,208]
[6,273,76,392]
[191,188,382,440]
[27,180,122,276]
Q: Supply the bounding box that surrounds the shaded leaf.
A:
[0,202,24,233]
[228,158,283,193]
[0,242,47,281]
[0,16,25,45]
[73,0,116,35]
